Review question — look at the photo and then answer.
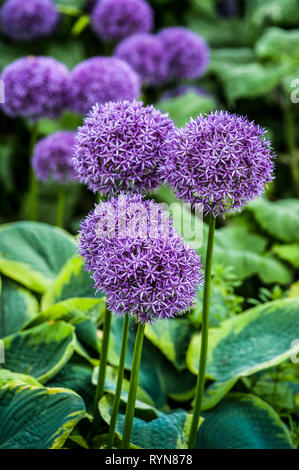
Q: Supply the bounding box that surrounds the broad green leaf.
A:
[187,16,247,47]
[256,27,299,64]
[0,372,85,449]
[46,362,95,414]
[100,395,199,449]
[145,319,195,370]
[248,198,299,243]
[2,322,76,382]
[187,298,299,381]
[0,369,41,387]
[210,48,256,68]
[213,62,285,102]
[249,0,299,29]
[47,40,85,69]
[201,378,238,411]
[243,362,299,412]
[196,393,294,449]
[28,298,105,328]
[289,281,299,298]
[41,255,104,310]
[108,316,196,408]
[0,277,38,337]
[157,91,216,128]
[272,244,299,268]
[0,222,76,293]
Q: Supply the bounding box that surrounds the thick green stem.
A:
[56,185,66,227]
[285,102,299,196]
[92,309,112,434]
[27,123,39,221]
[107,314,130,449]
[121,322,145,449]
[188,214,216,449]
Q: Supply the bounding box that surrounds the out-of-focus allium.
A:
[1,0,59,41]
[91,0,153,42]
[73,100,174,194]
[158,27,209,80]
[217,0,236,18]
[32,131,76,183]
[114,33,168,86]
[79,194,203,323]
[69,57,141,115]
[1,56,69,120]
[161,85,211,101]
[162,111,275,216]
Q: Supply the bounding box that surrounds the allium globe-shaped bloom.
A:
[158,27,209,80]
[32,131,76,183]
[114,33,168,86]
[1,0,59,41]
[91,0,153,42]
[1,56,70,120]
[162,111,275,216]
[69,57,141,115]
[73,100,174,194]
[79,195,203,323]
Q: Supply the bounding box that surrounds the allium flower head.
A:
[1,0,59,41]
[114,33,168,86]
[69,57,141,115]
[158,27,209,80]
[162,111,275,216]
[79,194,203,323]
[1,56,70,120]
[32,131,76,183]
[73,100,174,194]
[91,0,153,42]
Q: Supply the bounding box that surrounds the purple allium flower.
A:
[69,57,141,115]
[32,131,76,183]
[161,85,211,101]
[1,56,70,120]
[162,111,275,216]
[114,33,168,86]
[91,0,153,42]
[158,27,209,80]
[79,194,203,323]
[1,0,59,41]
[73,100,174,194]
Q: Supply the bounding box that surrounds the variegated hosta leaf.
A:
[0,222,76,293]
[187,298,299,381]
[41,255,104,310]
[196,393,294,449]
[0,371,85,449]
[2,321,76,382]
[0,276,38,337]
[99,395,201,449]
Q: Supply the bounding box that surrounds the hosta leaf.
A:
[272,244,299,268]
[145,319,195,370]
[157,91,216,128]
[243,362,299,412]
[41,255,104,310]
[213,62,285,102]
[100,395,199,449]
[0,369,41,387]
[0,277,38,337]
[46,362,95,413]
[201,378,238,411]
[249,0,299,29]
[0,372,85,449]
[256,27,299,64]
[2,322,76,382]
[108,316,196,408]
[196,393,294,449]
[187,298,299,381]
[0,222,76,293]
[248,198,299,243]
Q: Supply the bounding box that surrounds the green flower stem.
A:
[285,101,299,196]
[121,322,145,449]
[92,308,112,434]
[56,184,66,228]
[188,214,216,449]
[107,313,130,449]
[27,123,39,221]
